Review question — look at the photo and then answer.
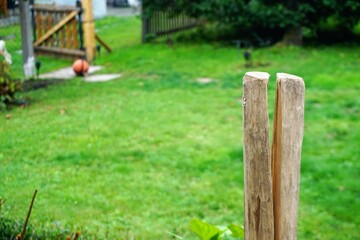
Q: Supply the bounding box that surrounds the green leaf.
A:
[223,235,241,240]
[228,224,244,238]
[190,218,221,240]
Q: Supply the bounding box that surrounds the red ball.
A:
[73,59,89,76]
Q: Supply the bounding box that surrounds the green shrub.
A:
[0,60,20,109]
[143,0,360,43]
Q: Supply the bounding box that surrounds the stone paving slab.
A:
[40,66,103,79]
[84,74,123,82]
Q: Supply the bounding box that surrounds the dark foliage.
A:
[143,0,360,44]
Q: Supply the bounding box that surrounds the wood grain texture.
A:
[243,72,274,240]
[33,11,77,47]
[95,34,112,53]
[32,4,78,12]
[34,46,85,58]
[272,73,305,240]
[82,0,96,62]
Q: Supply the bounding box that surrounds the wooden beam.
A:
[95,34,112,53]
[82,0,96,62]
[34,46,85,58]
[32,4,79,12]
[243,72,274,240]
[33,11,77,47]
[271,73,305,240]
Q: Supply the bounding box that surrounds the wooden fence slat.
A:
[57,11,62,47]
[33,10,77,47]
[47,13,54,46]
[243,72,274,240]
[72,18,78,49]
[66,21,71,48]
[271,73,305,240]
[36,10,42,39]
[154,11,158,33]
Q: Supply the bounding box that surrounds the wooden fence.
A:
[142,9,200,42]
[0,0,7,17]
[243,72,305,239]
[31,3,85,59]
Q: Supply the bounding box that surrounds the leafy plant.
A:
[190,219,244,240]
[0,60,20,109]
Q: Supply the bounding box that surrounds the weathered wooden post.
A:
[243,72,305,240]
[271,73,305,240]
[82,0,96,62]
[243,72,274,240]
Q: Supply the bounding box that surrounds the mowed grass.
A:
[1,17,360,239]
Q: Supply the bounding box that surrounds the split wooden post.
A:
[82,0,96,62]
[271,73,305,240]
[243,72,305,240]
[243,72,274,240]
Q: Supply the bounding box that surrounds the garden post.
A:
[243,72,274,240]
[271,73,305,240]
[82,0,96,62]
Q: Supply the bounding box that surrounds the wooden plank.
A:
[34,46,85,58]
[95,34,112,53]
[47,14,54,46]
[63,18,71,48]
[42,13,48,46]
[243,72,274,240]
[33,11,78,47]
[271,73,305,240]
[36,10,42,39]
[60,12,66,48]
[53,11,60,46]
[32,4,78,12]
[72,18,79,49]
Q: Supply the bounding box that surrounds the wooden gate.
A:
[31,4,85,59]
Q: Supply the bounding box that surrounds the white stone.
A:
[84,74,123,82]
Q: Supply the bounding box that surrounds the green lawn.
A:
[1,17,359,239]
